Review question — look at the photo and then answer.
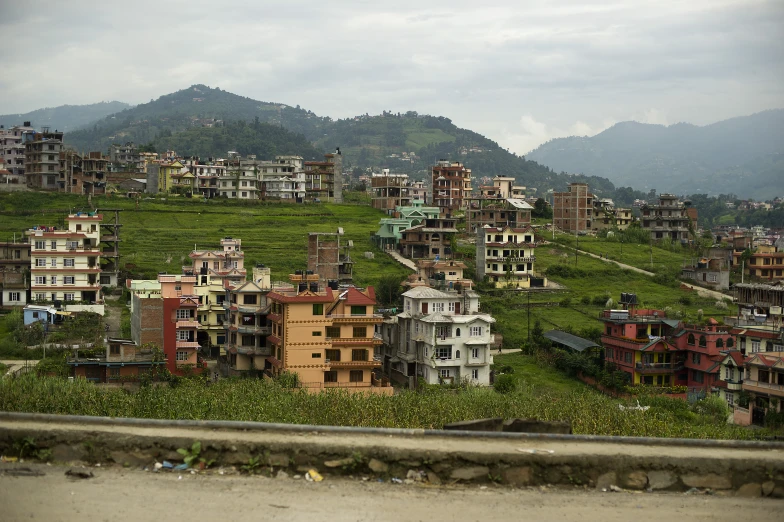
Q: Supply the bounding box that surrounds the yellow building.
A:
[267,274,392,394]
[157,160,185,193]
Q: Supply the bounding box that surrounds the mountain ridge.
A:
[0,101,132,132]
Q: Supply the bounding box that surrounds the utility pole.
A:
[527,290,531,342]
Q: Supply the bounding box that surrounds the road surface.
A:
[1,463,779,522]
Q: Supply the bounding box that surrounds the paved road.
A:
[1,463,780,522]
[386,250,417,271]
[0,359,39,378]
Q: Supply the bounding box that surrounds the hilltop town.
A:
[0,120,783,436]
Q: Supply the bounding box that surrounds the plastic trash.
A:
[391,477,403,484]
[306,469,323,482]
[174,463,189,471]
[162,461,174,469]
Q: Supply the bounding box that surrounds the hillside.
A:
[0,101,131,132]
[526,110,784,200]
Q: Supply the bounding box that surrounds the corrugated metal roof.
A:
[543,330,599,352]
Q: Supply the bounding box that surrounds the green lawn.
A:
[494,353,591,394]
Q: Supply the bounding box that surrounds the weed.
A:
[241,456,262,475]
[176,441,215,469]
[13,436,37,459]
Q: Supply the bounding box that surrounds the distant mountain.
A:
[0,101,131,132]
[27,84,616,195]
[526,110,784,200]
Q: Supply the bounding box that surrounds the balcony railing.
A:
[327,313,383,321]
[635,361,684,373]
[236,325,271,335]
[743,379,784,395]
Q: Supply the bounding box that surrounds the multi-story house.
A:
[671,318,733,393]
[371,171,412,212]
[640,194,693,243]
[24,128,64,190]
[156,160,185,193]
[25,212,104,312]
[304,150,343,203]
[380,286,494,387]
[681,256,731,290]
[264,174,307,201]
[185,159,226,199]
[431,160,472,212]
[223,277,271,376]
[0,240,30,307]
[109,142,144,172]
[371,201,441,251]
[733,351,784,426]
[741,245,784,282]
[553,183,593,234]
[466,198,533,233]
[716,350,746,408]
[308,231,353,284]
[266,273,391,393]
[58,151,108,195]
[67,338,166,383]
[591,198,632,232]
[186,237,246,287]
[169,169,195,195]
[0,122,34,179]
[398,214,459,259]
[406,259,473,291]
[476,225,539,288]
[130,274,205,376]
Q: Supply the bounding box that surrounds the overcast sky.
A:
[1,0,782,154]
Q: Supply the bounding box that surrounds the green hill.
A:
[0,101,131,132]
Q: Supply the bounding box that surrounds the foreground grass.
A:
[0,375,765,440]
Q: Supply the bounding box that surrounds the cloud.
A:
[0,0,781,157]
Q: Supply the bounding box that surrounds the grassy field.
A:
[0,192,409,287]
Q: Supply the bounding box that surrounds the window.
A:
[605,347,614,359]
[352,326,367,338]
[349,370,364,382]
[455,328,461,337]
[176,309,190,320]
[177,330,190,341]
[66,241,79,249]
[470,326,483,336]
[34,241,45,250]
[471,369,479,380]
[692,352,701,364]
[326,326,341,338]
[312,331,322,336]
[624,352,632,364]
[432,302,445,312]
[324,371,338,383]
[176,351,189,361]
[726,394,734,406]
[726,337,734,348]
[64,276,74,285]
[687,333,695,345]
[693,371,704,384]
[36,293,45,301]
[50,241,57,249]
[350,305,366,316]
[312,353,321,358]
[448,302,456,312]
[351,349,367,361]
[435,346,452,359]
[725,367,732,380]
[9,292,20,302]
[325,349,341,362]
[50,276,57,285]
[313,304,323,315]
[63,292,73,301]
[751,340,761,353]
[471,348,480,358]
[439,369,452,378]
[243,294,257,305]
[707,274,717,283]
[716,338,724,348]
[64,258,75,267]
[35,276,46,285]
[50,258,57,266]
[35,258,46,267]
[698,335,707,348]
[109,368,120,379]
[110,344,121,355]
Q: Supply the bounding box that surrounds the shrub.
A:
[493,374,515,394]
[581,296,591,305]
[678,296,692,306]
[559,296,572,308]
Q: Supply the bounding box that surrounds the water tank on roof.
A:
[298,283,307,293]
[309,282,318,292]
[328,280,339,290]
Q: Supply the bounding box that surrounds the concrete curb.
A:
[1,412,783,495]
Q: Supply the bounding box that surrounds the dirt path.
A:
[556,244,731,301]
[0,360,39,378]
[103,294,124,338]
[1,463,780,522]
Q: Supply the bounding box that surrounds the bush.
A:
[559,296,572,307]
[581,296,591,306]
[678,296,692,306]
[493,374,515,394]
[546,264,587,279]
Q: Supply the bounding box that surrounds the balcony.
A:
[235,345,272,356]
[635,361,684,373]
[725,379,743,391]
[328,335,383,345]
[328,313,383,323]
[176,320,201,329]
[743,379,784,397]
[175,341,200,349]
[327,358,382,369]
[236,325,271,335]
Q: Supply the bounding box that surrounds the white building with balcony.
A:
[476,224,538,288]
[381,286,495,386]
[26,212,105,314]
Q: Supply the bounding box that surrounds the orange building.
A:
[266,274,392,394]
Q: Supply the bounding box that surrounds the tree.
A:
[375,275,404,307]
[532,198,552,219]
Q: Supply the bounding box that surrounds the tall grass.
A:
[0,375,764,440]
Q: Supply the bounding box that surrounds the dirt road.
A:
[1,463,780,522]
